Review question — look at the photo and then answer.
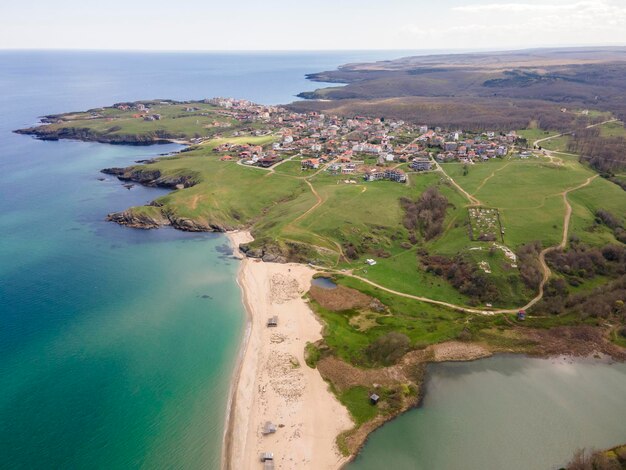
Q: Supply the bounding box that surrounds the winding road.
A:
[318,128,606,315]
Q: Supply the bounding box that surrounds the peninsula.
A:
[16,47,626,469]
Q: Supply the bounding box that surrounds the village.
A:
[119,97,514,182]
[102,97,516,182]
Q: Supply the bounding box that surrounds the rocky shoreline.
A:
[14,126,177,145]
[101,166,230,232]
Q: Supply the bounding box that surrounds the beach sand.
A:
[224,231,352,470]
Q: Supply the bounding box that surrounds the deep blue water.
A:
[0,50,411,469]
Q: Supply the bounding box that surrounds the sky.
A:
[1,0,625,51]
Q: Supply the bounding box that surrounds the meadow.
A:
[22,101,265,142]
[23,101,626,338]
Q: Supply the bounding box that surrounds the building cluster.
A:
[426,131,512,163]
[182,98,514,175]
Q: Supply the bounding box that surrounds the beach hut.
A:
[517,310,526,321]
[267,316,278,327]
[262,421,277,435]
[261,452,275,469]
[369,393,380,405]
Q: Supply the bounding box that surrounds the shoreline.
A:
[222,230,254,470]
[220,232,626,469]
[222,230,352,470]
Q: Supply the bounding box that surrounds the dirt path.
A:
[472,161,513,196]
[288,178,349,264]
[520,174,598,310]
[319,157,598,316]
[434,160,481,206]
[293,180,322,224]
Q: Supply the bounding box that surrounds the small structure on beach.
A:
[262,421,277,435]
[267,316,278,327]
[260,452,275,470]
[370,393,380,405]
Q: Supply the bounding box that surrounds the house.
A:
[258,156,281,168]
[517,310,526,321]
[342,164,356,174]
[301,158,320,170]
[364,169,385,181]
[365,258,377,266]
[384,168,407,183]
[410,157,432,171]
[370,393,380,405]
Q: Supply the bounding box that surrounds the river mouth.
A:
[348,354,626,470]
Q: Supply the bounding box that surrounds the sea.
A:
[0,50,412,469]
[2,50,626,470]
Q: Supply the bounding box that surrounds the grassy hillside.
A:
[17,101,265,143]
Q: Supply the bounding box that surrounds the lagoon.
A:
[349,355,626,470]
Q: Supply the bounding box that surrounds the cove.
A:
[348,355,626,470]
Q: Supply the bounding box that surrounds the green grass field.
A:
[34,105,626,316]
[117,133,626,309]
[598,121,626,138]
[39,101,266,141]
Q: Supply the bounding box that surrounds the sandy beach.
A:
[223,231,352,470]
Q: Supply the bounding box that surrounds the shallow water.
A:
[311,277,338,289]
[0,50,405,468]
[348,355,626,470]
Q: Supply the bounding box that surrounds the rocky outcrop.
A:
[239,243,288,264]
[14,126,175,145]
[101,166,199,189]
[106,207,233,233]
[106,209,169,229]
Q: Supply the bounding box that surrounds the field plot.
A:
[468,207,503,242]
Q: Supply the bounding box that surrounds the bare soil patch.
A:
[521,325,626,360]
[309,285,375,311]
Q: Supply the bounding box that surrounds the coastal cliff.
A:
[101,165,230,232]
[15,126,177,145]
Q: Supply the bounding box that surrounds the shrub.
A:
[365,332,411,366]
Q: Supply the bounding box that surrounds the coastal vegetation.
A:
[563,444,626,470]
[16,78,626,461]
[289,48,626,130]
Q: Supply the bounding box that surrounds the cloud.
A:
[399,0,626,48]
[454,2,569,13]
[453,0,626,18]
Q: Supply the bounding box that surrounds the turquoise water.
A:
[0,139,245,468]
[0,50,405,468]
[4,50,626,469]
[349,355,626,470]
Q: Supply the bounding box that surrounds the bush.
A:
[365,332,411,366]
[305,342,322,368]
[517,242,543,290]
[400,187,448,241]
